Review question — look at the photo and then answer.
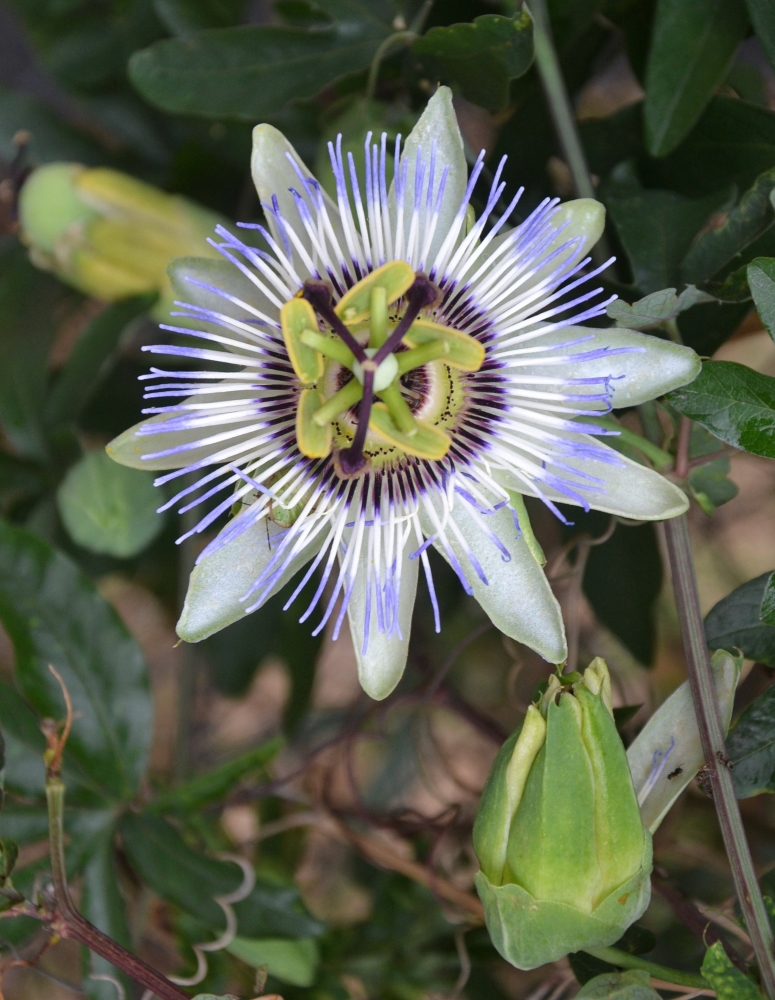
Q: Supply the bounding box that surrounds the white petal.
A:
[391,86,467,268]
[346,546,418,701]
[177,519,322,642]
[494,435,689,520]
[423,497,567,664]
[499,325,700,408]
[627,649,740,832]
[251,124,340,278]
[168,256,280,329]
[470,198,605,298]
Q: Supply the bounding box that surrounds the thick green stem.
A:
[585,946,710,990]
[46,780,189,1000]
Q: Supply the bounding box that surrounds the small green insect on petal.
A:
[313,378,363,427]
[280,298,324,385]
[405,319,485,371]
[296,388,332,458]
[335,260,415,325]
[369,403,451,459]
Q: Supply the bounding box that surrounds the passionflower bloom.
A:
[108,87,698,699]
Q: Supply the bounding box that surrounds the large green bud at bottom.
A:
[473,659,652,970]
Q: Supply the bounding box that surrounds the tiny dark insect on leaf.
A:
[667,767,683,779]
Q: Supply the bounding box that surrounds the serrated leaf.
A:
[668,360,775,458]
[412,13,533,112]
[0,520,152,802]
[681,168,775,285]
[705,571,775,664]
[606,286,715,330]
[687,456,738,515]
[129,5,392,121]
[748,256,775,341]
[701,941,760,998]
[120,812,324,937]
[727,685,775,797]
[644,0,750,157]
[57,451,164,558]
[45,294,155,428]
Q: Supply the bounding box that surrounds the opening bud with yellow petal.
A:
[473,658,652,970]
[17,162,224,319]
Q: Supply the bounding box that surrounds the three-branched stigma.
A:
[108,87,700,700]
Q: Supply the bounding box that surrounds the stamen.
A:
[302,279,367,362]
[339,367,375,476]
[373,273,441,364]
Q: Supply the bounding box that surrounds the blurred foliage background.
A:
[3,0,775,997]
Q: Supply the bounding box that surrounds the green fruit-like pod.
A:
[475,834,652,970]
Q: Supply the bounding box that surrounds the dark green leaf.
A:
[45,294,155,428]
[644,0,749,157]
[0,520,152,802]
[727,685,775,797]
[275,1,333,29]
[412,13,533,112]
[687,456,739,515]
[153,0,246,37]
[668,360,775,458]
[747,257,775,340]
[583,521,662,666]
[120,813,324,937]
[57,451,165,558]
[681,168,775,285]
[760,573,775,625]
[0,803,49,845]
[676,299,752,357]
[0,243,61,462]
[129,4,392,121]
[603,168,725,294]
[147,736,283,814]
[79,812,132,1000]
[704,571,775,665]
[747,0,775,70]
[701,941,760,998]
[0,453,46,514]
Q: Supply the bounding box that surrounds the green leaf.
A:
[153,0,245,37]
[0,520,152,801]
[603,169,726,294]
[412,13,534,113]
[577,969,660,999]
[45,294,155,428]
[227,937,319,986]
[668,360,775,458]
[747,0,775,71]
[147,735,283,813]
[120,813,324,937]
[57,451,165,558]
[748,257,775,341]
[761,573,775,625]
[0,243,61,462]
[644,0,749,157]
[727,685,775,797]
[681,168,775,285]
[701,941,761,998]
[129,4,392,121]
[606,286,715,330]
[705,571,775,665]
[77,812,132,1000]
[687,456,738,515]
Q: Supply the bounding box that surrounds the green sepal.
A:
[475,834,653,971]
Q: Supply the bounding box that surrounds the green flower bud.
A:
[473,658,652,970]
[18,162,224,318]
